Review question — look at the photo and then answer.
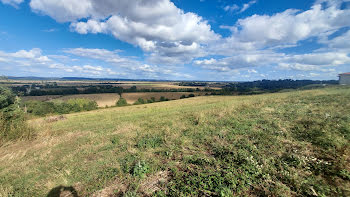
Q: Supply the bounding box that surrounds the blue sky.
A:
[0,0,349,81]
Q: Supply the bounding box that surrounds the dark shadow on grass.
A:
[47,185,78,197]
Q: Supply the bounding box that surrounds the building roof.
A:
[339,72,350,75]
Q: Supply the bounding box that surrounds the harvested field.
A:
[121,92,204,103]
[22,92,205,107]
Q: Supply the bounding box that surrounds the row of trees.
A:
[17,85,203,96]
[221,79,338,95]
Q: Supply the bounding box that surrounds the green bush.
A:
[188,94,195,97]
[67,99,98,111]
[116,97,128,107]
[180,95,186,99]
[0,86,16,109]
[23,98,98,116]
[159,96,169,102]
[0,86,33,142]
[134,98,145,105]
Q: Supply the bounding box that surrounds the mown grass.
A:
[0,86,349,196]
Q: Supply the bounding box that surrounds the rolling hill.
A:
[0,87,349,196]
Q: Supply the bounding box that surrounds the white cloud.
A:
[224,4,239,12]
[3,0,349,80]
[221,1,350,49]
[64,48,191,78]
[287,52,350,66]
[1,0,23,8]
[240,0,257,13]
[0,48,52,64]
[194,51,281,72]
[199,0,350,76]
[248,69,258,73]
[324,30,350,50]
[30,0,219,65]
[278,63,336,72]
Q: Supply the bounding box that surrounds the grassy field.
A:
[22,92,204,107]
[1,87,350,196]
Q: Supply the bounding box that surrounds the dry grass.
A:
[1,87,349,196]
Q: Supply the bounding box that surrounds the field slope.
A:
[1,87,350,196]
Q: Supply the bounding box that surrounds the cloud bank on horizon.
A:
[0,0,349,80]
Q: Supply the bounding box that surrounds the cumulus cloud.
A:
[221,0,350,49]
[0,48,52,64]
[3,0,350,80]
[30,0,219,65]
[199,0,350,75]
[1,0,23,8]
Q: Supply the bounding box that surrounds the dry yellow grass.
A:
[51,93,120,107]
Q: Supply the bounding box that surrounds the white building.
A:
[339,73,350,85]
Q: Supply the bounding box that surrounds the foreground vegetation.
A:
[0,86,33,143]
[0,86,349,196]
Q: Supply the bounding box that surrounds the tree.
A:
[134,98,145,105]
[0,86,16,109]
[116,97,128,107]
[0,86,32,142]
[188,94,195,97]
[160,96,166,101]
[0,76,8,81]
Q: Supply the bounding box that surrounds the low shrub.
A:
[116,97,128,107]
[188,94,195,97]
[160,96,169,102]
[134,98,146,105]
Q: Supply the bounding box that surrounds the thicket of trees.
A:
[0,86,32,142]
[17,85,199,96]
[220,79,338,95]
[23,99,98,116]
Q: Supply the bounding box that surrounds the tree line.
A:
[14,85,203,96]
[219,79,338,95]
